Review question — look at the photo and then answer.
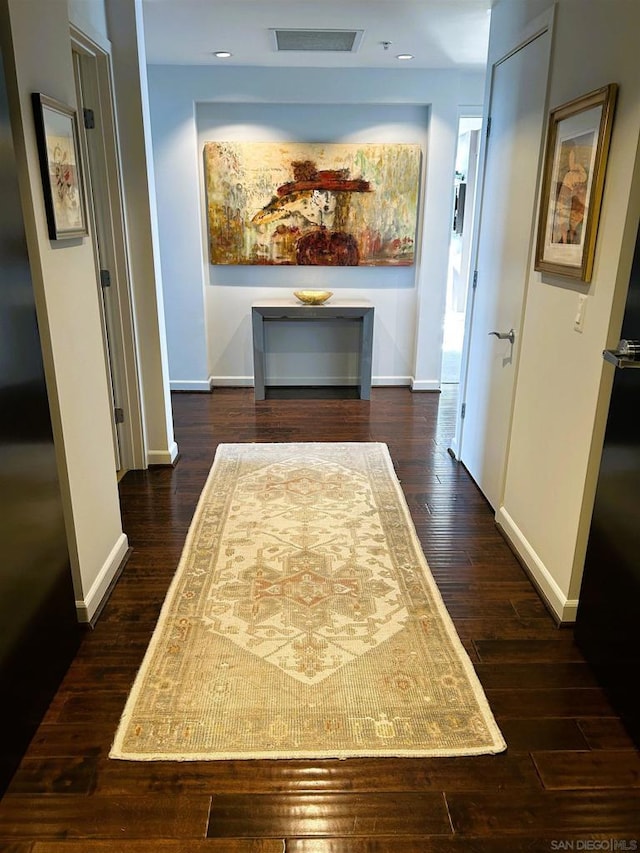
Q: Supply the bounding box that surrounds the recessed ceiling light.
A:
[396,53,414,61]
[213,51,232,58]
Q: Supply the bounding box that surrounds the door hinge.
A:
[461,402,466,419]
[472,270,478,289]
[83,107,95,129]
[114,407,124,425]
[486,116,492,140]
[100,269,111,288]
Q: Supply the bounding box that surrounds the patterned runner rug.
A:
[110,442,505,760]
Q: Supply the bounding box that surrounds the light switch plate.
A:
[574,294,587,333]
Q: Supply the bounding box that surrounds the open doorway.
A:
[441,116,483,384]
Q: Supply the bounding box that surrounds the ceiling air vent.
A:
[271,29,364,53]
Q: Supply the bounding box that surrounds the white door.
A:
[71,33,146,475]
[72,51,121,471]
[458,25,551,510]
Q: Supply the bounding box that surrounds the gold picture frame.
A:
[535,83,617,282]
[31,92,88,241]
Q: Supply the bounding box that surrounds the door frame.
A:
[449,9,555,469]
[440,111,482,385]
[70,26,146,473]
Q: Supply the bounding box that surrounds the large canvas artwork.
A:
[204,141,421,266]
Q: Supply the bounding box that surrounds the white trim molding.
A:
[496,506,579,624]
[374,376,412,387]
[411,378,440,392]
[210,375,254,387]
[208,375,414,388]
[147,441,179,466]
[75,533,129,623]
[170,379,212,391]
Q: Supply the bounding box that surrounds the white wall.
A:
[67,0,108,42]
[197,102,428,387]
[495,0,640,620]
[485,0,553,66]
[2,0,128,621]
[146,66,485,391]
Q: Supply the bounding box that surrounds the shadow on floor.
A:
[265,386,361,400]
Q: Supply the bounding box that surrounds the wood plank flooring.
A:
[2,386,639,851]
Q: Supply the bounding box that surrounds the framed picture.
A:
[203,141,421,266]
[535,83,617,281]
[32,93,88,240]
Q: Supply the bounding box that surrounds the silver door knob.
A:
[489,329,515,345]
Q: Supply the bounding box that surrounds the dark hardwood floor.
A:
[1,386,639,851]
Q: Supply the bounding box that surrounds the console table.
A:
[251,299,374,401]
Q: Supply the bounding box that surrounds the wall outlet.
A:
[574,294,587,333]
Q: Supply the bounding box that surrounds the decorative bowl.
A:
[293,290,333,305]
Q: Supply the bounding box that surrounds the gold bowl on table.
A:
[293,290,333,305]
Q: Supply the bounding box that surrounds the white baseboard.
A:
[75,533,130,623]
[373,376,412,386]
[147,440,179,466]
[496,506,579,623]
[411,378,441,392]
[209,376,413,388]
[170,379,211,392]
[210,376,253,387]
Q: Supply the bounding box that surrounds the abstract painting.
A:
[204,142,421,266]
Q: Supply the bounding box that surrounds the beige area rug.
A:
[110,442,505,760]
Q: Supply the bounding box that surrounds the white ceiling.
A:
[141,0,492,70]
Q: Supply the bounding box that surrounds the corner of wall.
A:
[496,506,578,622]
[147,441,179,466]
[75,533,130,623]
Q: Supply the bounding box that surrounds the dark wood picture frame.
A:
[32,92,88,241]
[534,83,617,282]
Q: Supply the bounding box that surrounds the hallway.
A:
[1,387,639,848]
